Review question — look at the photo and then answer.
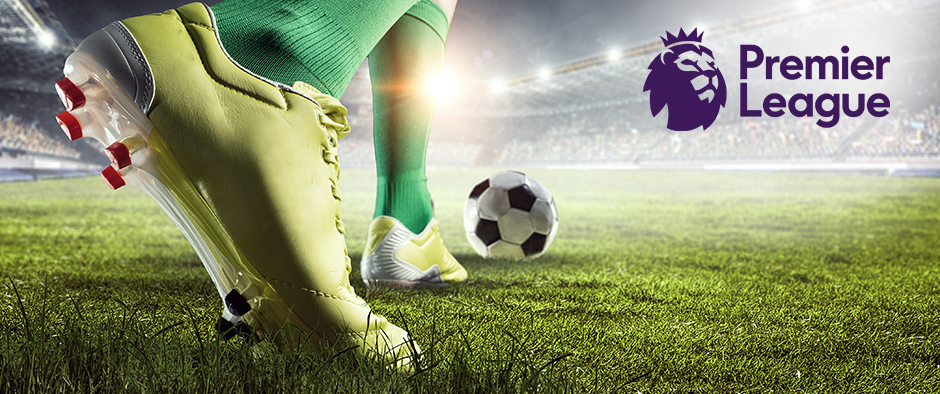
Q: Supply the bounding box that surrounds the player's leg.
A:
[361,0,468,287]
[54,1,425,369]
[212,0,420,98]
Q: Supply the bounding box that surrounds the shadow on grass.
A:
[1,278,590,393]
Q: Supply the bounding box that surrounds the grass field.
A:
[1,168,938,392]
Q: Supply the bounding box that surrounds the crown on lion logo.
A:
[660,28,704,48]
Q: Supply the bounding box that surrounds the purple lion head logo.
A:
[643,28,726,131]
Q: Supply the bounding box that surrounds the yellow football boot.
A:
[361,216,468,287]
[54,3,417,368]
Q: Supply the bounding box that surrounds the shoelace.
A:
[312,98,358,289]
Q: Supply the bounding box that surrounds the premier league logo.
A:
[643,28,727,131]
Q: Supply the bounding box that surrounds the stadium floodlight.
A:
[607,48,620,61]
[38,30,56,50]
[538,68,552,80]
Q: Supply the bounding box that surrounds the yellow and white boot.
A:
[361,216,468,287]
[54,3,417,369]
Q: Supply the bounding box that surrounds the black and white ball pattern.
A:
[464,171,559,259]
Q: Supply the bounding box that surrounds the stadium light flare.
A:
[424,70,458,103]
[538,68,552,80]
[490,79,507,94]
[37,30,56,50]
[607,48,620,61]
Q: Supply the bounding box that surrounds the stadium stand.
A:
[336,95,940,168]
[0,0,100,182]
[1,0,938,179]
[0,112,96,182]
[488,105,939,165]
[849,106,940,158]
[0,168,34,182]
[332,0,940,174]
[1,113,81,159]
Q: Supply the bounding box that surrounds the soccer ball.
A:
[464,171,558,259]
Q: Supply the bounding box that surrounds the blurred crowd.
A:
[494,106,651,165]
[848,106,940,157]
[337,137,482,168]
[0,114,81,160]
[497,106,939,164]
[3,97,935,167]
[334,103,939,167]
[639,116,862,162]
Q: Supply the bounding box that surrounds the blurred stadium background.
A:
[1,0,939,182]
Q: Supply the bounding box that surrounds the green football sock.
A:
[211,0,420,98]
[370,0,449,234]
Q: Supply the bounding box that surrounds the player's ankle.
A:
[374,173,434,234]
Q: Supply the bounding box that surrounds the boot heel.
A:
[57,50,272,341]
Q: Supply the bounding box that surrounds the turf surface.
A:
[1,168,938,392]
